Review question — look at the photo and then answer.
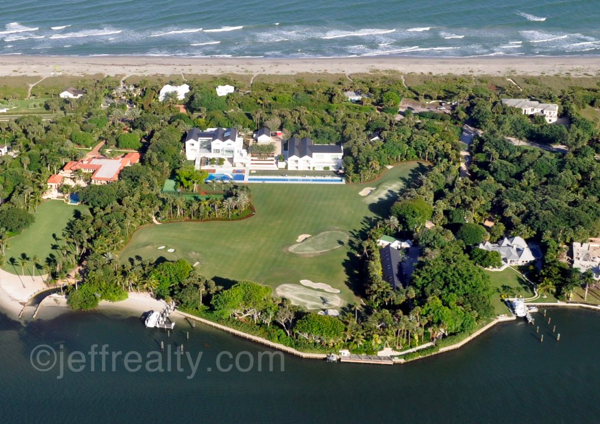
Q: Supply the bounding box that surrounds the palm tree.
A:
[581,270,596,301]
[19,254,28,277]
[31,255,39,278]
[537,277,556,299]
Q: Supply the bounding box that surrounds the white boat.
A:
[145,311,160,328]
[528,306,539,313]
[511,299,528,317]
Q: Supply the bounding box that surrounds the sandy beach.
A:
[1,55,600,78]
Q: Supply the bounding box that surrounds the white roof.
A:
[90,159,122,180]
[159,84,190,101]
[216,85,235,96]
[502,99,558,113]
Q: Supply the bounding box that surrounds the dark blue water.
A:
[0,0,599,57]
[1,307,600,423]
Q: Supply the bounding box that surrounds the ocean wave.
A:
[4,35,45,42]
[51,25,70,30]
[361,46,420,56]
[407,27,431,32]
[150,28,203,37]
[49,29,122,40]
[204,26,244,33]
[530,35,568,43]
[443,34,464,39]
[516,11,546,22]
[570,41,600,47]
[499,44,522,49]
[509,41,522,44]
[0,22,39,36]
[321,29,396,40]
[190,41,220,46]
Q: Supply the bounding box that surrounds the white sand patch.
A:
[167,248,175,253]
[192,262,200,267]
[296,234,311,243]
[358,187,376,197]
[385,165,394,169]
[276,284,343,310]
[157,246,165,250]
[299,279,341,293]
[363,181,403,205]
[318,309,340,317]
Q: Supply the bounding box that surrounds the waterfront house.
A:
[185,127,248,169]
[283,137,343,171]
[478,236,535,266]
[216,85,235,97]
[0,144,7,156]
[158,84,190,102]
[572,239,600,280]
[380,245,405,290]
[501,99,558,124]
[59,87,85,99]
[377,235,412,250]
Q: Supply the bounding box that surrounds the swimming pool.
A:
[206,173,245,182]
[247,177,345,184]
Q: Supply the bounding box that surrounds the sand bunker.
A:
[157,246,165,250]
[276,284,343,310]
[359,187,376,197]
[300,279,340,293]
[318,309,340,317]
[296,234,311,243]
[192,262,200,267]
[288,230,349,255]
[385,165,394,169]
[363,181,404,205]
[167,248,175,253]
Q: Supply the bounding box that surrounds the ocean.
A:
[0,0,599,58]
[1,307,600,423]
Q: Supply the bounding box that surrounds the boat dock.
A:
[339,354,394,365]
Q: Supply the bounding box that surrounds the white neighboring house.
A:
[159,84,190,102]
[344,91,362,102]
[0,144,8,156]
[501,99,559,123]
[185,127,248,168]
[59,87,85,99]
[254,127,272,143]
[478,236,536,266]
[284,137,343,171]
[377,235,412,250]
[216,85,235,97]
[572,240,600,280]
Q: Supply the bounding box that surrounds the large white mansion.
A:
[185,128,248,168]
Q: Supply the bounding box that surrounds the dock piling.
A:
[541,334,544,343]
[544,309,547,317]
[548,317,551,325]
[180,344,184,353]
[536,326,539,333]
[557,333,561,341]
[161,341,164,351]
[553,325,556,333]
[187,331,190,340]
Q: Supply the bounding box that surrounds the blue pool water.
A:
[68,193,80,204]
[206,173,245,182]
[248,177,344,184]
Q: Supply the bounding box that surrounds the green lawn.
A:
[2,201,87,274]
[120,162,426,302]
[0,98,50,114]
[486,268,534,314]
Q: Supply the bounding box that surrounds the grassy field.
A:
[0,98,50,114]
[580,106,600,130]
[486,268,534,314]
[2,201,88,274]
[120,162,426,302]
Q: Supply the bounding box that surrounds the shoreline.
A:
[1,55,600,77]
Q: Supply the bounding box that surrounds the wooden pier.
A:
[340,355,394,365]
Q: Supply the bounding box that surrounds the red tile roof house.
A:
[45,174,64,198]
[61,152,140,185]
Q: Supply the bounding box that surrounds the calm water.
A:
[0,1,598,57]
[1,307,600,423]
